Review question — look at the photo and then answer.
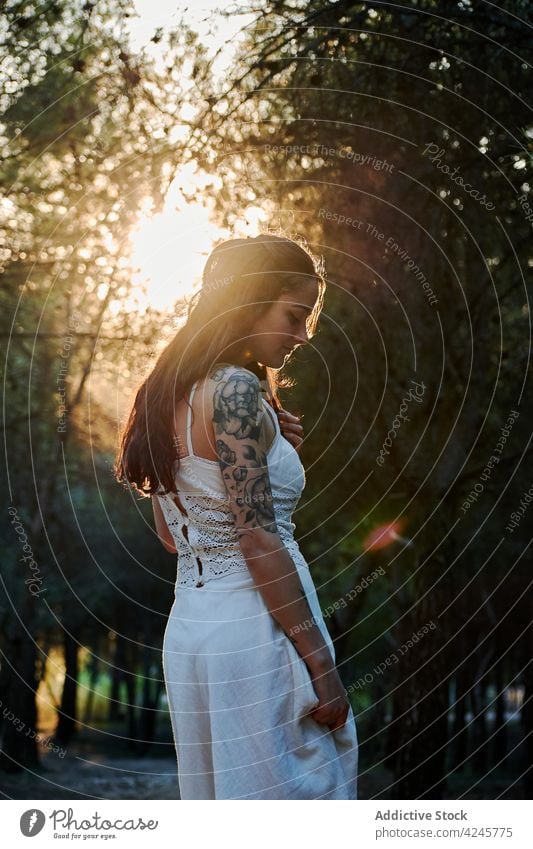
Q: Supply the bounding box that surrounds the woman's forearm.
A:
[239,536,335,676]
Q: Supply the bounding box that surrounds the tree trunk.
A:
[55,627,79,745]
[137,639,164,755]
[451,667,469,769]
[0,598,41,772]
[82,647,100,725]
[391,527,451,799]
[520,630,533,798]
[394,675,449,799]
[471,674,490,773]
[493,662,507,764]
[108,634,138,748]
[384,691,401,772]
[108,634,125,722]
[125,642,138,752]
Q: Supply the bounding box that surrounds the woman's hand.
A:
[307,665,351,732]
[277,408,304,453]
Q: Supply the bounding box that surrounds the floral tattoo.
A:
[213,369,277,534]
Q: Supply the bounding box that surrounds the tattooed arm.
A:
[211,365,335,677]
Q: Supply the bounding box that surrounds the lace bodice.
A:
[156,378,307,589]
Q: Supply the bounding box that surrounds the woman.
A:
[114,232,358,799]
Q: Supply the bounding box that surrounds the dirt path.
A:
[0,747,181,800]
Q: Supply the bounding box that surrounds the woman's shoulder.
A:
[205,362,262,386]
[198,364,272,411]
[191,364,261,407]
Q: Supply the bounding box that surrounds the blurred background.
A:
[0,0,531,800]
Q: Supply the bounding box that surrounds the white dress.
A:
[156,379,358,800]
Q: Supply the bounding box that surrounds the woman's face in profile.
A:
[250,287,318,369]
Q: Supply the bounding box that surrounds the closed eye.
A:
[288,312,299,326]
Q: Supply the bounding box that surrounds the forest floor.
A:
[0,721,527,800]
[1,728,389,800]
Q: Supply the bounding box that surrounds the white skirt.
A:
[162,559,358,800]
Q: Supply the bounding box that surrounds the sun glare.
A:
[119,1,267,314]
[125,165,268,313]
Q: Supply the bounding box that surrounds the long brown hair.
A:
[114,230,326,497]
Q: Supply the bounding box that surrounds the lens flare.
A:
[362,518,412,552]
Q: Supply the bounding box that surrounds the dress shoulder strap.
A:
[262,397,278,433]
[184,381,277,458]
